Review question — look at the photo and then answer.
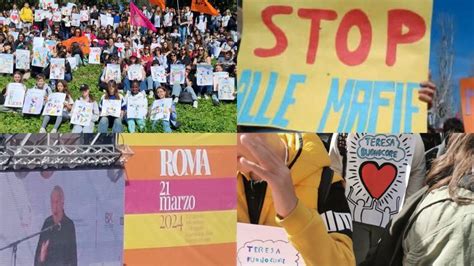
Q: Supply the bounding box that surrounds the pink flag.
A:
[130,1,157,32]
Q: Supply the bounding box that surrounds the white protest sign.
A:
[89,47,101,64]
[218,77,236,100]
[15,49,30,70]
[105,64,121,82]
[22,89,45,115]
[126,95,148,119]
[49,58,65,80]
[71,13,81,27]
[150,98,172,121]
[0,54,14,74]
[67,57,77,70]
[237,223,305,266]
[127,64,143,80]
[196,64,213,86]
[42,92,66,116]
[100,99,122,118]
[32,47,49,67]
[151,66,166,83]
[345,134,415,228]
[70,100,93,126]
[4,83,25,108]
[213,71,229,91]
[169,64,185,85]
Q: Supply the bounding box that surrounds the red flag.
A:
[191,0,218,16]
[130,1,157,32]
[149,0,166,10]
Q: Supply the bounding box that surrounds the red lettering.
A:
[254,6,293,58]
[335,9,372,66]
[386,9,426,66]
[298,9,337,64]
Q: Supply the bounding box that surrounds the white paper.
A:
[126,95,148,119]
[100,99,122,118]
[0,54,14,74]
[42,92,66,116]
[151,65,166,83]
[89,47,101,64]
[150,98,172,121]
[196,64,213,86]
[70,100,93,126]
[345,134,415,228]
[22,89,46,115]
[15,49,30,70]
[217,77,235,100]
[4,83,25,108]
[169,64,185,85]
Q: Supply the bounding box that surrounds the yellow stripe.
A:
[119,133,236,146]
[124,210,236,249]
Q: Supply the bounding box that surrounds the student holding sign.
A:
[125,81,148,133]
[0,71,26,112]
[98,80,126,133]
[237,133,355,265]
[39,80,74,133]
[123,55,147,93]
[150,86,177,133]
[99,55,124,91]
[71,84,99,133]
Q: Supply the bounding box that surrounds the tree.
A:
[432,14,455,129]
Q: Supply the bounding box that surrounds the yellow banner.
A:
[125,210,236,249]
[238,0,432,133]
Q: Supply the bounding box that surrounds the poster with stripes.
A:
[122,134,236,266]
[344,134,414,227]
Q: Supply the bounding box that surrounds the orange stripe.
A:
[124,243,236,266]
[125,146,236,180]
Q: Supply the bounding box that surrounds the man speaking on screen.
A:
[34,185,77,266]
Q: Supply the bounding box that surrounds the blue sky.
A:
[430,0,474,113]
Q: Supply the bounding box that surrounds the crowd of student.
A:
[0,2,238,133]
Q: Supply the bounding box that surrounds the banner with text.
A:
[238,0,433,133]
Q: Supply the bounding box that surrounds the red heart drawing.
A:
[359,161,397,199]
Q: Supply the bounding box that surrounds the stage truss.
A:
[0,134,132,171]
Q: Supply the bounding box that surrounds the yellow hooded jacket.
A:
[20,7,33,23]
[238,133,355,265]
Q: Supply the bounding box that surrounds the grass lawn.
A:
[0,64,236,133]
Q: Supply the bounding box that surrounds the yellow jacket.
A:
[20,7,33,23]
[238,133,355,266]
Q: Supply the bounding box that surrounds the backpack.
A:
[360,185,454,266]
[178,91,194,104]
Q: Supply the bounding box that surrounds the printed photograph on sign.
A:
[150,98,172,121]
[151,66,167,83]
[218,77,236,101]
[169,64,185,85]
[196,64,213,86]
[0,54,14,74]
[42,92,66,117]
[101,99,122,118]
[22,89,46,115]
[15,49,31,70]
[70,100,94,127]
[49,58,66,80]
[4,83,26,108]
[0,169,125,266]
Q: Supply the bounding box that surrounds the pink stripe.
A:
[125,178,236,214]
